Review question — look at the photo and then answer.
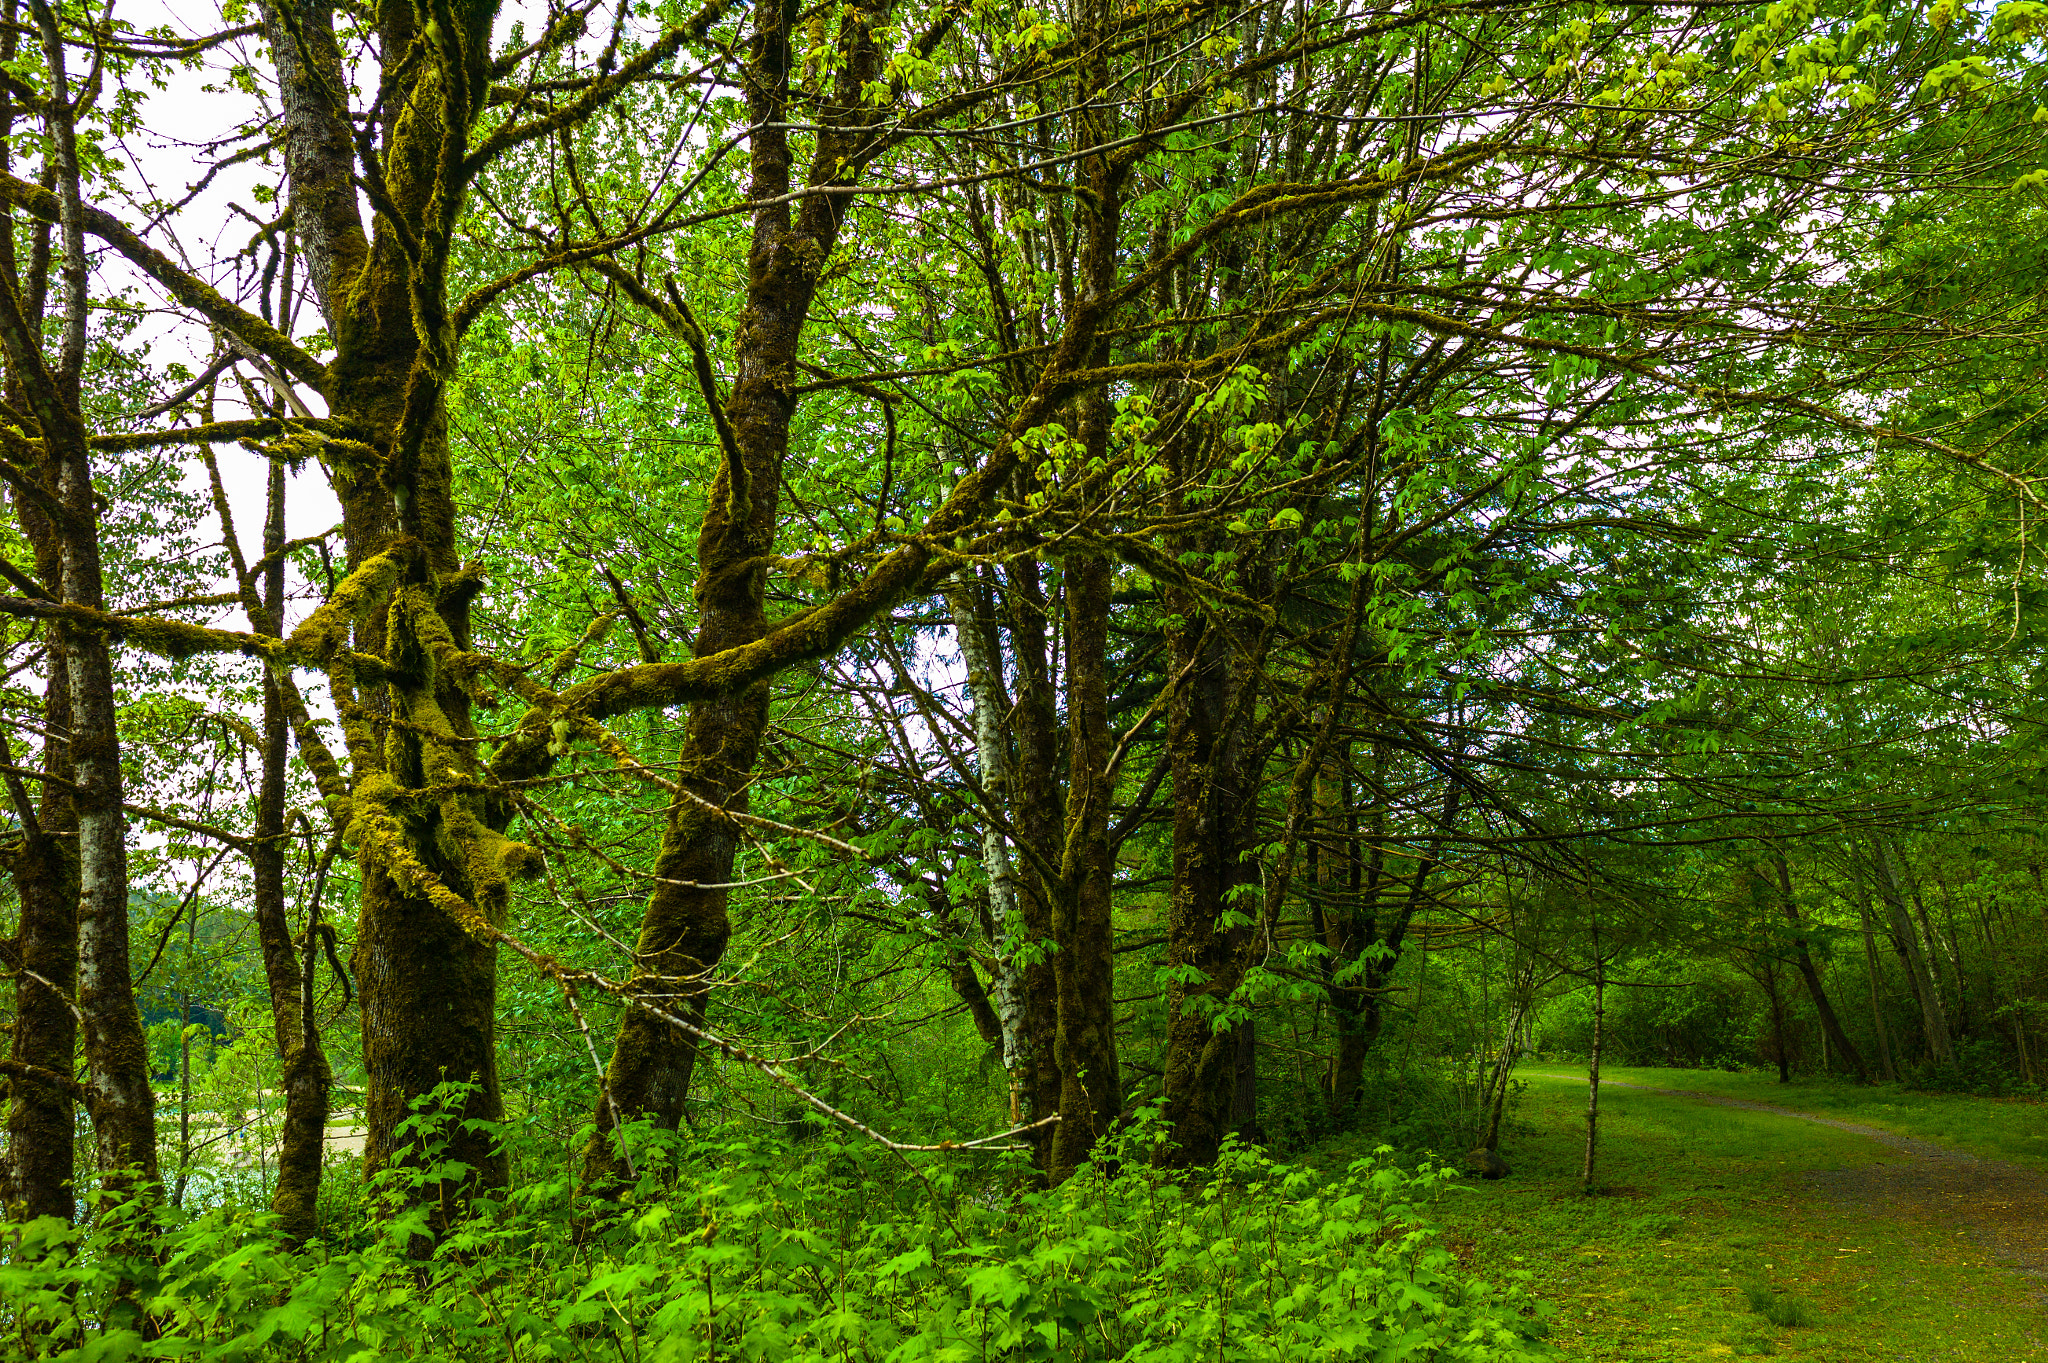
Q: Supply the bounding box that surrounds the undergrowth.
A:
[0,1090,1552,1362]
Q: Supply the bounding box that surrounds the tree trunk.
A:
[1773,853,1867,1081]
[1046,548,1123,1180]
[1480,1001,1529,1153]
[1229,1020,1261,1145]
[1001,551,1071,1160]
[0,2,79,1226]
[582,0,894,1186]
[1156,608,1256,1167]
[1322,764,1377,1121]
[1760,956,1790,1083]
[246,457,330,1242]
[945,577,1036,1124]
[0,6,157,1191]
[1582,956,1605,1190]
[259,0,517,1221]
[1850,867,1899,1082]
[1,656,78,1222]
[1869,835,1955,1066]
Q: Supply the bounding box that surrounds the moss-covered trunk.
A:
[266,0,511,1210]
[1,656,79,1221]
[582,0,889,1181]
[1155,610,1257,1168]
[0,1,81,1223]
[1047,548,1122,1181]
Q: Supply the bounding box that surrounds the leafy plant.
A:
[0,1093,1552,1362]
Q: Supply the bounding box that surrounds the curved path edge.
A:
[1523,1071,2048,1294]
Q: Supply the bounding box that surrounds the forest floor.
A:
[1324,1068,2048,1361]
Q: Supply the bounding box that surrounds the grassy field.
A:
[1319,1069,2048,1361]
[1572,1066,2048,1171]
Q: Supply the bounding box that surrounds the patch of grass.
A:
[1314,1073,2048,1361]
[1741,1280,1821,1327]
[1562,1064,2048,1170]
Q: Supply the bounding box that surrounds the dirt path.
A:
[1526,1073,2048,1292]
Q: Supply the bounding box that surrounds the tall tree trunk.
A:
[1047,548,1122,1181]
[1869,835,1954,1066]
[1,655,78,1222]
[1773,853,1867,1081]
[1582,953,1605,1190]
[1229,1019,1260,1145]
[1156,609,1256,1167]
[0,1,157,1191]
[266,0,515,1215]
[1480,997,1532,1153]
[1904,863,1967,1038]
[944,576,1035,1122]
[1850,865,1899,1081]
[230,456,332,1241]
[1324,751,1459,1121]
[1001,551,1071,1159]
[1759,955,1790,1083]
[0,0,80,1229]
[1322,764,1376,1120]
[582,0,894,1185]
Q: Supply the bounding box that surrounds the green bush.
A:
[0,1098,1553,1362]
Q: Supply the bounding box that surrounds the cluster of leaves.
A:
[0,1094,1549,1363]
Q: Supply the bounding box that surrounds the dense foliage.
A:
[0,0,2044,1355]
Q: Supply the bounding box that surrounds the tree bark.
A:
[1773,853,1867,1081]
[0,0,79,1229]
[241,456,331,1242]
[582,0,894,1186]
[945,576,1036,1123]
[1047,548,1122,1180]
[0,1,157,1192]
[1582,953,1605,1190]
[1869,835,1954,1066]
[1000,551,1071,1159]
[1156,609,1257,1167]
[266,0,512,1215]
[1759,954,1790,1083]
[1849,861,1899,1081]
[0,656,78,1222]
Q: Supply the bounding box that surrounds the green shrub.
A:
[0,1096,1553,1361]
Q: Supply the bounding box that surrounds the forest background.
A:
[0,0,2044,1357]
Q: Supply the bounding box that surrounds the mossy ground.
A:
[1320,1068,2048,1360]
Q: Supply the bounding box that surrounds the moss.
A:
[347,770,491,938]
[285,544,405,660]
[121,612,282,662]
[544,610,616,684]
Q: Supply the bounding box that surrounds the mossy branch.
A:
[545,611,617,688]
[0,171,328,389]
[0,595,285,661]
[285,547,405,662]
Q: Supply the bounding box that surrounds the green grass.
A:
[1543,1064,2048,1171]
[1742,1280,1821,1329]
[1316,1069,2048,1361]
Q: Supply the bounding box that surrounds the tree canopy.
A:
[0,0,2045,1354]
